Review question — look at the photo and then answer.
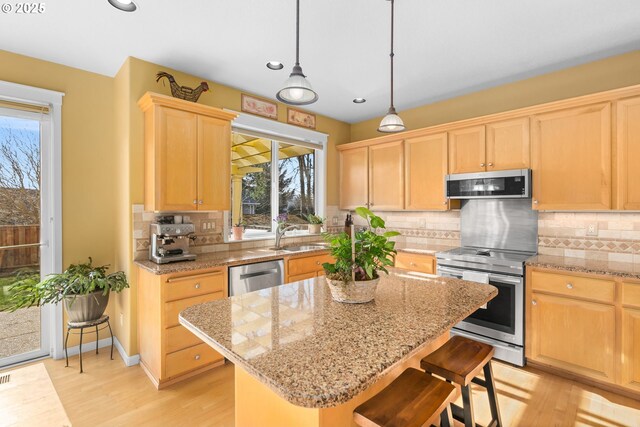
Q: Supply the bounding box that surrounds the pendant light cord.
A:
[295,0,300,66]
[389,0,395,111]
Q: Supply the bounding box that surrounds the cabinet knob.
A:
[194,283,201,289]
[443,201,447,205]
[533,200,539,204]
[194,354,201,361]
[316,261,321,265]
[193,199,197,204]
[199,200,203,205]
[532,300,537,306]
[488,162,494,167]
[480,163,485,167]
[566,283,573,289]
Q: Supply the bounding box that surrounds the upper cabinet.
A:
[405,133,449,210]
[139,92,236,212]
[448,118,530,174]
[616,97,640,210]
[339,141,404,211]
[448,125,486,174]
[531,103,611,210]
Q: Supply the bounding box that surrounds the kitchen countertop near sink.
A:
[394,242,458,255]
[526,254,640,280]
[135,245,330,275]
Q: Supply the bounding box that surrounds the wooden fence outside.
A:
[0,225,40,274]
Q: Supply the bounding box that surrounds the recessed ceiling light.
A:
[108,0,137,12]
[266,61,284,70]
[353,98,366,104]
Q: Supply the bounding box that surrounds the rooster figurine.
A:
[155,71,210,103]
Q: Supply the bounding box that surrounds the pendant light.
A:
[378,0,405,133]
[276,0,319,105]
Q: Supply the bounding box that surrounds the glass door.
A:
[0,106,51,367]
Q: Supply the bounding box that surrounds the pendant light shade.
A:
[276,0,318,105]
[378,0,405,133]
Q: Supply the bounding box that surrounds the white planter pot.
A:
[326,277,380,304]
[232,226,244,240]
[308,224,322,234]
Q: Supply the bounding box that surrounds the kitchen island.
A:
[179,270,497,427]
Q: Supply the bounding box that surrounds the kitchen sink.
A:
[271,245,326,253]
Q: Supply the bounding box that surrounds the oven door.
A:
[438,266,523,346]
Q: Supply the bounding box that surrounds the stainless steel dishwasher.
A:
[228,259,285,296]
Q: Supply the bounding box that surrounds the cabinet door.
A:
[622,307,640,392]
[156,107,198,211]
[448,125,486,174]
[616,97,640,210]
[529,292,615,383]
[339,147,369,210]
[486,117,530,170]
[197,115,231,211]
[369,140,405,210]
[531,103,611,210]
[405,133,448,210]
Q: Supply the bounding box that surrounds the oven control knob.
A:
[566,283,573,289]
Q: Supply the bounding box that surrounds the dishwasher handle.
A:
[239,269,279,280]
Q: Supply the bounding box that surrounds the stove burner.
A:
[475,249,491,256]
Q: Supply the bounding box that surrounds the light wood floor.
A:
[3,352,640,427]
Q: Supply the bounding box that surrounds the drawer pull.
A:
[480,163,485,167]
[488,162,494,167]
[194,283,201,289]
[194,354,201,361]
[166,271,223,283]
[532,300,537,306]
[566,283,573,289]
[316,261,321,265]
[410,262,416,266]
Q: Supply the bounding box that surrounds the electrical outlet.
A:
[332,216,339,225]
[119,313,124,327]
[586,223,598,236]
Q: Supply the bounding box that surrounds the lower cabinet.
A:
[394,252,436,275]
[285,252,333,283]
[138,266,227,389]
[527,268,640,395]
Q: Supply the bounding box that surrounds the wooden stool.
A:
[420,336,502,427]
[353,368,457,427]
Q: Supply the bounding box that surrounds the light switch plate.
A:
[586,223,598,236]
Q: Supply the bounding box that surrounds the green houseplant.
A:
[322,207,400,303]
[305,213,325,234]
[7,257,129,322]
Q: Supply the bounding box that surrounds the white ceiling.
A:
[1,0,640,123]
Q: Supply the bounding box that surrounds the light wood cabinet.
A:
[339,147,369,210]
[285,252,333,283]
[448,125,486,174]
[138,266,227,389]
[531,103,612,210]
[622,307,640,392]
[615,97,640,210]
[139,92,236,212]
[404,133,449,210]
[394,252,436,275]
[369,140,404,211]
[339,141,404,211]
[485,117,530,170]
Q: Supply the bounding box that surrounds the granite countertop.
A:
[526,254,640,280]
[179,269,497,408]
[135,245,330,275]
[395,243,458,255]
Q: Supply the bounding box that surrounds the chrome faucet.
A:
[275,225,299,249]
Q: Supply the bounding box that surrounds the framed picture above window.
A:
[241,94,278,120]
[287,108,316,129]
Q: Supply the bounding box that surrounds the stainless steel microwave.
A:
[445,169,531,199]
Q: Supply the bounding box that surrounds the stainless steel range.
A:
[436,192,538,367]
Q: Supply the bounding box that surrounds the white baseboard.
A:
[60,336,140,367]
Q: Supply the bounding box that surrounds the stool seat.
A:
[420,335,494,386]
[353,368,456,427]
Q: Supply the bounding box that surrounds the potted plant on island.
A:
[305,213,325,234]
[232,219,246,240]
[7,257,129,322]
[322,207,400,303]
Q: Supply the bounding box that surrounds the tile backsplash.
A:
[327,205,640,262]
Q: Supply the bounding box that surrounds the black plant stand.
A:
[64,314,113,373]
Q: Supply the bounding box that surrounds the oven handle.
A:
[437,266,522,285]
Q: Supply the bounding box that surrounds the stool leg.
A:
[484,362,502,427]
[64,327,70,367]
[461,384,475,427]
[440,405,453,427]
[79,327,84,374]
[107,319,114,360]
[95,325,99,354]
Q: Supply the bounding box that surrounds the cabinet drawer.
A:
[164,291,224,328]
[288,253,333,276]
[165,342,223,378]
[394,252,436,274]
[165,325,202,354]
[622,281,640,308]
[530,270,615,303]
[163,269,225,302]
[287,272,318,284]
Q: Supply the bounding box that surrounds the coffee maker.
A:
[149,223,197,264]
